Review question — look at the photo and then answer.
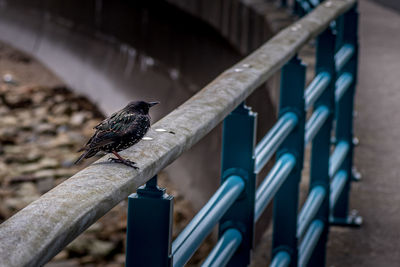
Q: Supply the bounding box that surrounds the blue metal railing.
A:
[335,72,354,102]
[172,175,245,266]
[335,44,355,71]
[329,141,350,178]
[293,0,321,16]
[304,72,331,110]
[201,228,242,267]
[297,186,326,239]
[305,105,330,144]
[255,112,298,173]
[330,170,348,209]
[298,220,324,267]
[125,1,360,267]
[255,153,296,221]
[270,251,291,267]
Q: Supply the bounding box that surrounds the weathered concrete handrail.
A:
[0,1,356,266]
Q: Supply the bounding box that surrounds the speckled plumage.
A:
[75,101,159,168]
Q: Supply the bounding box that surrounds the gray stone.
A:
[4,182,40,210]
[36,177,55,194]
[70,112,89,127]
[88,240,115,257]
[35,123,57,135]
[18,158,59,174]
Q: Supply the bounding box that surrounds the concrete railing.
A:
[0,1,356,266]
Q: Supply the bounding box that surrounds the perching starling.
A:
[75,100,159,168]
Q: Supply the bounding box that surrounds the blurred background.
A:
[0,0,399,266]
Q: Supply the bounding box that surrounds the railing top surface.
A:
[0,1,356,266]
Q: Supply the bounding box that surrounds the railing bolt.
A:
[352,136,360,146]
[349,209,363,226]
[352,167,362,182]
[330,209,363,227]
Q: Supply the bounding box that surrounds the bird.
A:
[75,100,159,169]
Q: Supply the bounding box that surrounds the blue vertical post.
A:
[126,176,173,267]
[272,56,306,267]
[307,27,336,267]
[293,0,304,17]
[334,14,345,54]
[219,103,257,266]
[331,5,361,226]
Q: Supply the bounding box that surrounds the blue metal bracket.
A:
[307,26,336,267]
[219,103,257,266]
[126,175,173,267]
[294,0,312,16]
[332,4,359,224]
[272,55,306,267]
[330,209,363,227]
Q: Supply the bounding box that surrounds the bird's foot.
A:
[108,157,138,169]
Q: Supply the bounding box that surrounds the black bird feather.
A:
[75,100,159,168]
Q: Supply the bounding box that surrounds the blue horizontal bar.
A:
[297,186,326,239]
[270,250,291,267]
[298,220,324,267]
[335,73,353,102]
[201,228,242,267]
[304,105,330,145]
[255,112,298,173]
[329,141,349,178]
[304,72,331,110]
[172,175,245,267]
[335,44,354,72]
[330,170,347,209]
[255,153,296,221]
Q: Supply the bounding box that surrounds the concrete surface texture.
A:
[372,0,400,12]
[326,0,400,266]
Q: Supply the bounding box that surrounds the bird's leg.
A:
[109,151,138,169]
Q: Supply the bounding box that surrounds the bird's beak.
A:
[148,101,160,107]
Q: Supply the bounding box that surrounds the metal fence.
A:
[0,1,359,266]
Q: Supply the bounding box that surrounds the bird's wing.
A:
[83,130,118,150]
[94,109,141,132]
[84,112,144,151]
[94,110,121,130]
[123,115,150,136]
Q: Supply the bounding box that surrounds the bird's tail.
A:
[74,151,89,165]
[74,149,98,165]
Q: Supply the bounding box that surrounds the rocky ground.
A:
[0,42,211,266]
